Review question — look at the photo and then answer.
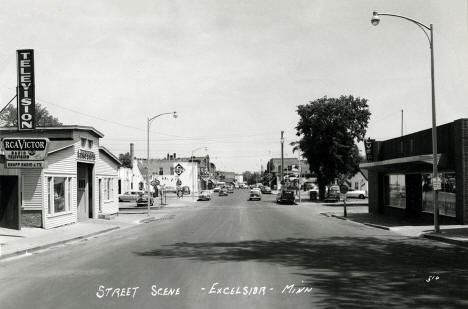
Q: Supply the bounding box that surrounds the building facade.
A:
[360,119,467,224]
[0,126,121,230]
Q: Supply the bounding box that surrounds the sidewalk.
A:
[331,207,468,247]
[0,212,168,261]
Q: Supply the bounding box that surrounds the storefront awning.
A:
[360,154,449,173]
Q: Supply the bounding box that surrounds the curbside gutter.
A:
[0,226,120,261]
[423,233,468,248]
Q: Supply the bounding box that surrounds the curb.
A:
[423,234,468,248]
[0,226,120,261]
[331,214,390,230]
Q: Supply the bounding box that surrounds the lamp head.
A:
[371,11,380,26]
[173,111,178,118]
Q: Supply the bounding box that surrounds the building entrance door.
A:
[77,163,93,220]
[0,176,20,229]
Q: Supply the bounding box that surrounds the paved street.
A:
[1,190,468,309]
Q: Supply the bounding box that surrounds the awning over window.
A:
[359,154,450,173]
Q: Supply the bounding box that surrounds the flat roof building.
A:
[360,119,467,224]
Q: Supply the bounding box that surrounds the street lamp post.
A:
[146,111,177,216]
[371,11,440,232]
[191,147,207,202]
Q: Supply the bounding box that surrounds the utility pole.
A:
[280,131,284,192]
[401,109,404,136]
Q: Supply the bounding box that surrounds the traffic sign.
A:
[174,163,185,176]
[176,178,182,186]
[340,184,349,194]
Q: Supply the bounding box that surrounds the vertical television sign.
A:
[16,49,35,130]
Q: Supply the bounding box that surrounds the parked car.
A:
[136,193,154,206]
[249,189,262,201]
[198,190,211,201]
[346,189,367,199]
[118,190,144,202]
[276,190,295,204]
[227,187,234,194]
[219,188,228,196]
[213,186,221,193]
[182,186,191,195]
[261,186,272,194]
[325,185,340,202]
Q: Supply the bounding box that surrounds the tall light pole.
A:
[146,111,177,216]
[371,11,440,232]
[191,146,207,201]
[280,131,284,192]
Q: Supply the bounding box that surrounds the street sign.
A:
[340,184,349,194]
[174,163,185,176]
[176,178,182,186]
[433,177,442,191]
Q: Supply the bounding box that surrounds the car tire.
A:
[359,194,365,199]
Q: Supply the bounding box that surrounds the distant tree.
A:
[242,171,262,185]
[0,103,62,127]
[293,95,370,199]
[118,152,133,168]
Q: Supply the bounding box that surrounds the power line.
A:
[0,94,17,115]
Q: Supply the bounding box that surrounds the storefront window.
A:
[54,177,66,213]
[386,174,406,209]
[48,177,71,215]
[422,172,456,217]
[103,178,113,201]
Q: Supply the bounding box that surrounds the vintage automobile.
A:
[213,186,221,193]
[219,188,228,196]
[346,189,367,199]
[227,186,234,194]
[136,193,154,207]
[198,190,211,201]
[276,190,295,204]
[182,186,191,195]
[249,189,262,201]
[325,185,340,202]
[261,186,272,194]
[118,190,144,202]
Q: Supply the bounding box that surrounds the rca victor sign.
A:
[2,137,49,168]
[17,49,36,131]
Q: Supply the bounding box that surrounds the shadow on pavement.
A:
[134,237,468,308]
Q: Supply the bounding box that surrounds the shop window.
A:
[385,174,406,209]
[422,172,456,217]
[159,168,164,175]
[103,178,114,201]
[47,177,72,215]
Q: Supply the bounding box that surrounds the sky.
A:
[0,0,467,173]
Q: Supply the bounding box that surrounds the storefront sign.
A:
[364,138,375,162]
[6,161,44,168]
[16,49,35,130]
[77,149,95,162]
[2,137,49,161]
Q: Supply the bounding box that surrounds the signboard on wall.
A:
[77,149,95,162]
[2,138,49,168]
[364,138,375,162]
[16,49,35,131]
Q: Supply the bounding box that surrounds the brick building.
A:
[360,119,467,224]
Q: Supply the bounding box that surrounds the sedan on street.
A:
[276,190,296,205]
[219,188,228,196]
[249,189,262,201]
[136,193,154,206]
[118,190,144,202]
[346,189,367,199]
[198,190,212,201]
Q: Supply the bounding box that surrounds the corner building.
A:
[0,126,120,230]
[360,119,468,224]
